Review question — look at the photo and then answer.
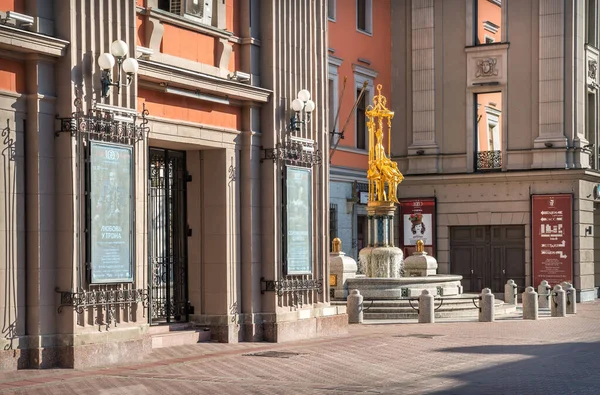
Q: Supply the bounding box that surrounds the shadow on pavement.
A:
[429,341,600,394]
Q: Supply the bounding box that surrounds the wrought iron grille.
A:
[260,276,323,308]
[261,136,322,167]
[476,150,502,170]
[149,149,189,323]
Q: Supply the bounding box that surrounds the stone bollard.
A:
[347,289,363,324]
[538,280,552,309]
[564,284,577,314]
[550,285,567,317]
[522,286,539,320]
[504,279,518,305]
[479,288,495,322]
[418,290,435,324]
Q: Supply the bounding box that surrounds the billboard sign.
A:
[285,166,312,274]
[399,198,436,257]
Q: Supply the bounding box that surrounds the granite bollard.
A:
[564,283,577,314]
[418,289,435,324]
[347,289,363,324]
[538,280,551,309]
[522,286,538,320]
[479,288,495,322]
[504,279,517,305]
[550,285,566,317]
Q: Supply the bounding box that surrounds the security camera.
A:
[228,71,251,83]
[6,11,34,27]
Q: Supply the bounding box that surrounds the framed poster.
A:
[285,166,313,275]
[531,194,573,286]
[399,198,436,257]
[89,141,134,283]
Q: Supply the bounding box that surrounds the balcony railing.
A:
[476,150,502,170]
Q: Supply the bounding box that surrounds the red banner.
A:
[399,198,436,257]
[531,194,573,286]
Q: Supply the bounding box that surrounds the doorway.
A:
[450,225,525,293]
[148,148,189,324]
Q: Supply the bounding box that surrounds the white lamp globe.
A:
[122,58,139,74]
[297,89,311,102]
[97,53,115,70]
[110,39,128,58]
[304,99,315,113]
[291,98,304,112]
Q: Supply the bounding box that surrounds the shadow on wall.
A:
[430,341,600,394]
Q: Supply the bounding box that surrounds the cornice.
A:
[137,59,271,104]
[0,24,69,57]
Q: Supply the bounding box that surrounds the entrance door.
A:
[149,148,189,323]
[450,225,525,293]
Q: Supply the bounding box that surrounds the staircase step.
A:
[151,329,211,349]
[149,322,193,335]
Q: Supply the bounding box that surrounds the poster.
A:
[532,194,573,286]
[285,166,312,274]
[400,198,436,257]
[90,142,133,283]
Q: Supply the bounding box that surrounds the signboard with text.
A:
[532,194,573,286]
[89,142,133,283]
[399,198,436,257]
[285,166,313,274]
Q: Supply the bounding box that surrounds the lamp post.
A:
[290,89,315,131]
[97,39,139,98]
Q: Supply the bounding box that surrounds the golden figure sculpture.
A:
[416,239,424,253]
[366,85,404,204]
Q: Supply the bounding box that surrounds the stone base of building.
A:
[192,306,348,343]
[577,288,598,303]
[0,327,152,371]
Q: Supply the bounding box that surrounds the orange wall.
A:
[0,0,24,12]
[0,58,25,93]
[138,88,240,130]
[477,0,502,44]
[328,0,392,171]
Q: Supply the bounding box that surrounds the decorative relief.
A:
[589,60,598,81]
[475,58,498,78]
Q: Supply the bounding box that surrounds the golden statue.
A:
[416,239,424,253]
[366,85,403,204]
[332,237,342,253]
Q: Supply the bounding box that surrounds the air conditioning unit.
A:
[185,0,212,26]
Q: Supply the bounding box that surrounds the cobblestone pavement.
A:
[1,301,599,394]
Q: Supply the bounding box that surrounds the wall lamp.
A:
[585,225,593,236]
[290,89,315,132]
[97,40,139,98]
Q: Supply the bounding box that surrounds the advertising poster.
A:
[90,142,133,283]
[532,194,573,286]
[400,198,436,257]
[285,166,312,274]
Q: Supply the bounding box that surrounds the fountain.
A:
[330,85,513,319]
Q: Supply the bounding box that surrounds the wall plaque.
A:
[285,166,313,274]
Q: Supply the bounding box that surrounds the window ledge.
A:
[335,146,368,155]
[138,7,233,41]
[356,28,373,37]
[465,42,510,52]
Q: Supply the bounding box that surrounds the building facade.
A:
[0,0,345,370]
[327,0,392,260]
[391,0,600,301]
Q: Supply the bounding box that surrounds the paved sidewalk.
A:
[1,300,599,394]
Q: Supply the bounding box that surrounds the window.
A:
[356,0,372,34]
[475,0,502,45]
[588,0,598,47]
[158,0,213,26]
[356,89,367,150]
[328,0,336,21]
[475,92,502,170]
[328,56,342,145]
[587,92,598,168]
[330,203,338,249]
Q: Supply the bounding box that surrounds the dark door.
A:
[148,148,189,324]
[450,225,525,293]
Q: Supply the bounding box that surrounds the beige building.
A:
[0,0,345,370]
[391,0,600,301]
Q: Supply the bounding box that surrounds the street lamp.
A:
[290,89,315,131]
[97,39,139,98]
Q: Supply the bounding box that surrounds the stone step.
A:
[363,303,517,320]
[149,322,193,335]
[151,329,211,349]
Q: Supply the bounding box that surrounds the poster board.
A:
[399,198,436,257]
[531,194,573,286]
[89,141,133,283]
[285,166,313,274]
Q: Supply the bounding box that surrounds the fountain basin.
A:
[346,275,463,299]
